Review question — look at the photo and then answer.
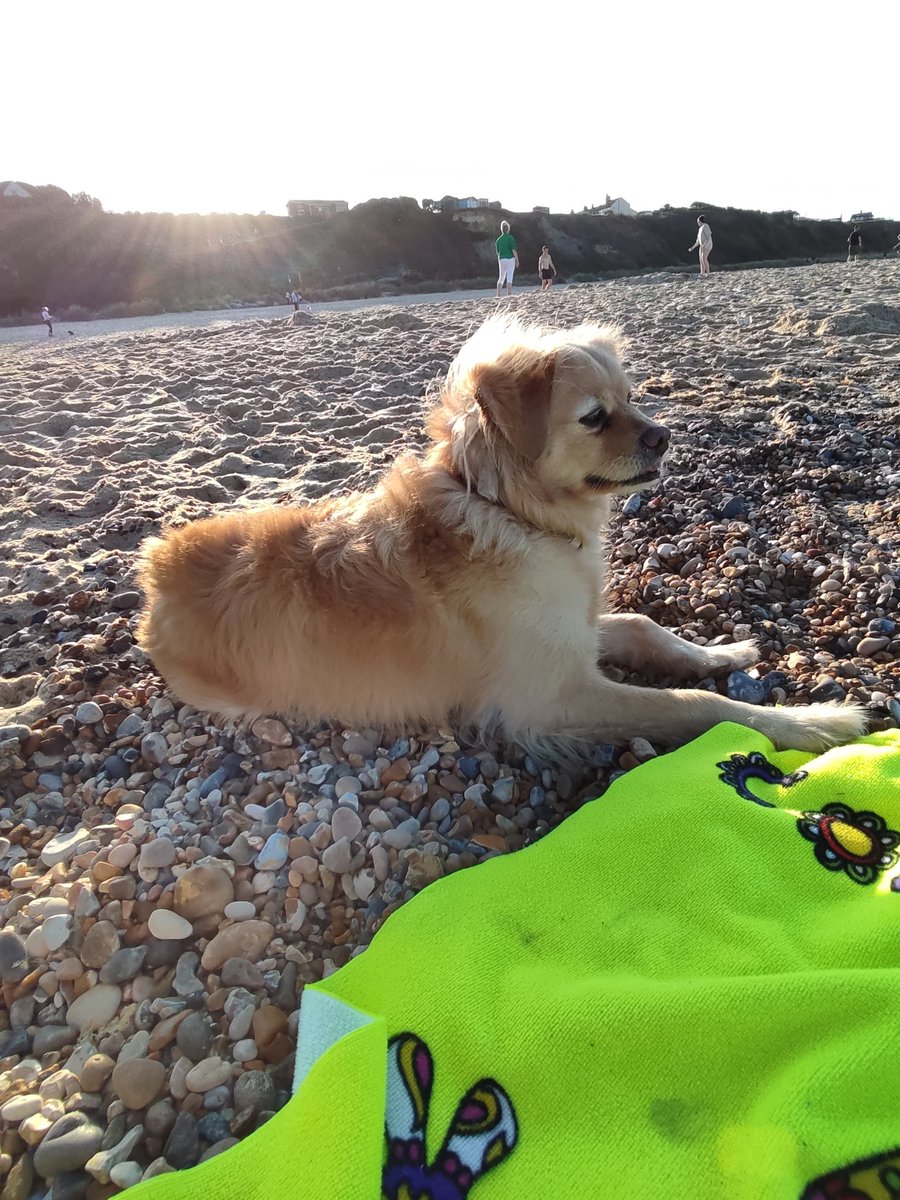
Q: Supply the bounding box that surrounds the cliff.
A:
[1,188,897,319]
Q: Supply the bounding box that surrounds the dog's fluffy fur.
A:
[137,315,865,755]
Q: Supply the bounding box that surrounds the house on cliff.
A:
[431,196,503,213]
[287,199,349,219]
[598,195,636,216]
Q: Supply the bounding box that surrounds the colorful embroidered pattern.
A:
[796,803,900,885]
[382,1033,518,1200]
[716,751,808,806]
[801,1143,900,1197]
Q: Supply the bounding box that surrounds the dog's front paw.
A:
[764,702,868,753]
[702,638,760,676]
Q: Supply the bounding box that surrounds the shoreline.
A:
[1,253,880,347]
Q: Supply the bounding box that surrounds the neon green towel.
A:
[129,724,900,1200]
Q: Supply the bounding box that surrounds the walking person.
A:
[290,289,301,311]
[688,215,713,275]
[41,306,54,337]
[847,225,863,263]
[538,245,557,291]
[495,220,519,300]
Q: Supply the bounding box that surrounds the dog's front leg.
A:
[597,613,758,681]
[535,671,865,754]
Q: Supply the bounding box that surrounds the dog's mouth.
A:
[584,465,661,492]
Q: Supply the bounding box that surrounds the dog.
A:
[137,315,865,756]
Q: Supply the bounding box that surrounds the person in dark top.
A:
[847,225,862,263]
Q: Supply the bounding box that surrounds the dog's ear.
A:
[473,351,556,462]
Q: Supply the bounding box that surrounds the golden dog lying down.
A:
[137,316,864,754]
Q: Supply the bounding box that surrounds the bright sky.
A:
[6,0,893,221]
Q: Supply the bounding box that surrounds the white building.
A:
[598,195,636,217]
[0,181,31,198]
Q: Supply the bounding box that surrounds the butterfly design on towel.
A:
[716,751,808,807]
[382,1032,518,1200]
[801,1143,900,1197]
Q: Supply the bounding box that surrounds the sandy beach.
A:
[1,260,899,1193]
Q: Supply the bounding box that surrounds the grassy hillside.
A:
[1,187,897,320]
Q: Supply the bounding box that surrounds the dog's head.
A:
[428,316,669,529]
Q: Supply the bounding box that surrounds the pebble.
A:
[111,1059,166,1109]
[33,1026,77,1056]
[224,901,256,922]
[173,863,235,919]
[148,909,193,940]
[233,1038,258,1063]
[2,1157,34,1200]
[233,1070,276,1115]
[140,836,177,868]
[109,589,141,610]
[321,837,353,874]
[40,828,91,867]
[78,1054,115,1093]
[254,830,290,871]
[331,807,363,841]
[164,1111,201,1169]
[85,1125,143,1183]
[868,618,896,636]
[65,984,122,1032]
[726,671,767,705]
[185,1057,232,1093]
[99,946,147,984]
[79,920,120,967]
[250,716,292,746]
[116,713,144,738]
[221,957,265,988]
[173,951,205,996]
[457,756,480,780]
[200,920,273,971]
[110,1161,145,1190]
[491,777,516,803]
[74,701,103,725]
[33,1114,104,1178]
[1,1094,43,1123]
[382,819,420,850]
[809,677,847,703]
[857,636,890,657]
[0,929,30,982]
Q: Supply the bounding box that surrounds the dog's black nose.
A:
[641,423,670,453]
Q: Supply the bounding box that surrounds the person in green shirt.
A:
[495,221,519,299]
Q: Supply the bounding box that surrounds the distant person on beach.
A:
[290,289,301,311]
[688,216,713,275]
[538,246,557,291]
[847,225,862,263]
[495,221,519,299]
[41,306,54,337]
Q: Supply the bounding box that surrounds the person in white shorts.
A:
[495,221,519,299]
[689,215,713,275]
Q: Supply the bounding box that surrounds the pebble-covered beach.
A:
[1,260,899,1198]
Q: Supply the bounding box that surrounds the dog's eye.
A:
[579,408,609,431]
